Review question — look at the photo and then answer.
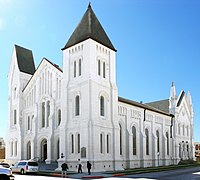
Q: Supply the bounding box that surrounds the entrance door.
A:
[41,139,47,161]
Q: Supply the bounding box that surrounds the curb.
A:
[81,175,105,179]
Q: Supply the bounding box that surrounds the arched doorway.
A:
[41,139,47,161]
[27,141,31,160]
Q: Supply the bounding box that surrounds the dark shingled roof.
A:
[145,99,169,113]
[62,4,116,51]
[15,45,35,75]
[119,97,173,116]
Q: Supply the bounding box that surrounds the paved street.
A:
[13,167,200,180]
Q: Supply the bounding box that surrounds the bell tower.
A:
[59,4,119,171]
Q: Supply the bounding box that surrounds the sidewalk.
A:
[39,170,123,179]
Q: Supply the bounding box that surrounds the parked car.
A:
[0,165,14,180]
[0,162,10,168]
[11,160,38,175]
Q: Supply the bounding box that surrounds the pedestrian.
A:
[87,161,92,175]
[61,162,68,178]
[77,159,82,173]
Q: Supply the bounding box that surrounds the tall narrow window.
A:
[27,116,30,130]
[145,128,149,155]
[75,95,80,116]
[42,102,45,127]
[156,130,159,153]
[15,141,17,156]
[98,60,101,75]
[100,133,103,153]
[79,59,81,76]
[179,143,181,158]
[13,109,17,125]
[11,142,13,156]
[103,62,106,78]
[71,134,74,153]
[57,140,60,159]
[78,134,80,153]
[100,96,104,116]
[119,124,122,155]
[166,132,169,155]
[107,134,110,153]
[132,126,136,155]
[58,109,61,126]
[47,101,50,127]
[74,61,76,78]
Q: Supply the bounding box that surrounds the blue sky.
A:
[0,0,200,141]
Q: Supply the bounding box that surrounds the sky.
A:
[0,0,200,142]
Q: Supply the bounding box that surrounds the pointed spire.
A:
[62,4,116,51]
[187,91,192,105]
[88,2,91,8]
[170,81,176,99]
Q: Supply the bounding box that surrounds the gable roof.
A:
[145,99,169,113]
[118,97,173,117]
[62,4,116,51]
[15,44,35,75]
[176,91,185,107]
[22,57,62,92]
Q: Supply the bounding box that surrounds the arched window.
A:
[57,139,60,159]
[132,126,136,155]
[103,62,106,78]
[75,95,80,116]
[106,134,110,153]
[166,132,169,155]
[79,59,81,76]
[156,130,159,153]
[98,60,101,76]
[27,116,30,130]
[13,109,17,125]
[78,134,80,153]
[47,101,50,127]
[100,96,105,116]
[178,124,181,135]
[74,61,76,77]
[100,133,103,153]
[42,102,45,127]
[58,109,61,126]
[71,134,74,153]
[11,142,13,156]
[179,143,181,158]
[145,128,149,155]
[15,141,17,156]
[119,124,122,155]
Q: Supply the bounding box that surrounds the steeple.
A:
[62,4,116,51]
[170,81,176,99]
[169,81,177,115]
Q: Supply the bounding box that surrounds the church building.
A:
[7,4,194,171]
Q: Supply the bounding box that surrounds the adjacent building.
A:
[6,4,194,171]
[0,138,5,160]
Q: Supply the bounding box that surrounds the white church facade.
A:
[7,4,194,171]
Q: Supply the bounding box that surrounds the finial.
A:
[171,81,174,87]
[88,2,91,8]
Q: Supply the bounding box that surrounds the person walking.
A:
[77,159,82,173]
[87,161,92,175]
[61,162,68,178]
